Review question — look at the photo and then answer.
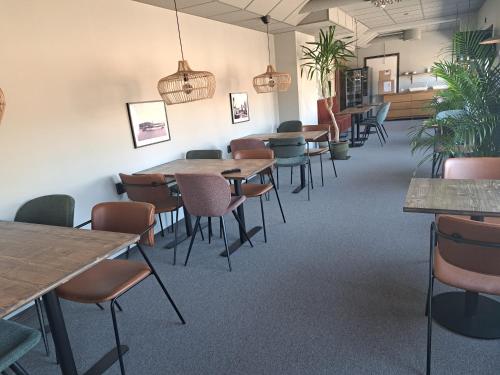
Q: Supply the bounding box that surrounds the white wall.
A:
[275,31,319,125]
[352,29,453,92]
[0,0,279,225]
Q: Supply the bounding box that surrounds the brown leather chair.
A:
[302,124,338,185]
[230,138,266,154]
[232,149,286,242]
[426,215,500,375]
[120,173,182,263]
[56,201,185,375]
[443,157,500,225]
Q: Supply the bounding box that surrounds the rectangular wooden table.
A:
[404,177,500,339]
[338,105,376,147]
[236,130,328,193]
[0,221,138,375]
[136,159,275,255]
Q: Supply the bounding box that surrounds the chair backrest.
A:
[437,215,500,276]
[15,194,75,228]
[269,136,306,159]
[186,149,223,159]
[436,109,464,121]
[233,148,274,160]
[230,138,266,154]
[301,124,330,142]
[277,120,302,133]
[376,102,391,124]
[92,201,155,246]
[119,173,174,206]
[175,173,231,217]
[443,157,500,179]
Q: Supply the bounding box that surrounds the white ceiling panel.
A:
[182,1,240,17]
[133,0,214,10]
[218,0,253,8]
[245,0,282,15]
[270,0,305,22]
[208,9,259,23]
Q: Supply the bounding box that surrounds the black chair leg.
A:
[219,217,223,238]
[328,142,338,178]
[170,211,174,233]
[10,362,30,375]
[259,196,267,243]
[199,220,205,241]
[136,244,185,324]
[308,160,314,189]
[96,302,105,310]
[158,214,165,237]
[320,153,324,186]
[208,217,212,244]
[268,172,286,223]
[375,126,384,146]
[184,216,201,266]
[276,167,279,189]
[381,123,389,138]
[173,207,179,265]
[110,300,126,375]
[307,161,311,201]
[115,301,123,312]
[426,276,434,375]
[35,299,50,357]
[231,211,254,247]
[290,167,293,184]
[220,217,232,272]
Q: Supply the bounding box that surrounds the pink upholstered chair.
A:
[230,138,266,154]
[175,173,253,271]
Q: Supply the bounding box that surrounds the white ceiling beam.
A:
[369,16,457,34]
[299,0,361,14]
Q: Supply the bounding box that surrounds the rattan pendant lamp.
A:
[157,0,215,105]
[253,16,291,94]
[0,88,5,124]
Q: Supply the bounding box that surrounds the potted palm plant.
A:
[410,30,500,167]
[300,26,355,160]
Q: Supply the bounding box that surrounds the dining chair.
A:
[302,124,338,185]
[269,136,312,201]
[14,194,75,358]
[0,320,41,375]
[56,201,185,375]
[229,138,266,154]
[119,173,182,264]
[232,149,286,242]
[175,173,254,272]
[360,102,390,146]
[426,215,500,375]
[277,120,302,133]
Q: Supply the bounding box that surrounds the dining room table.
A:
[135,158,275,256]
[0,220,139,375]
[404,177,500,339]
[235,130,328,194]
[338,105,377,147]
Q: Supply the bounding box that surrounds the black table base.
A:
[83,346,129,375]
[220,226,262,257]
[432,291,500,339]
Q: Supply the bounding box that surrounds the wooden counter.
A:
[384,89,441,120]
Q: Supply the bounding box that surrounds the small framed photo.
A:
[230,92,250,124]
[126,100,171,148]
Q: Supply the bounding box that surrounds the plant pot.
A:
[330,140,349,160]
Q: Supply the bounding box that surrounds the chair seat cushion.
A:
[0,320,41,372]
[307,147,329,156]
[276,156,308,167]
[56,259,151,304]
[225,195,246,214]
[231,183,272,197]
[434,246,500,295]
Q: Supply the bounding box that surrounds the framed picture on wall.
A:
[126,100,171,148]
[229,92,250,124]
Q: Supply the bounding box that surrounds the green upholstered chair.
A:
[277,120,302,133]
[269,136,311,201]
[0,319,41,375]
[14,194,75,358]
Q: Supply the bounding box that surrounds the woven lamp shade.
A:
[0,88,5,124]
[158,60,216,105]
[253,64,291,94]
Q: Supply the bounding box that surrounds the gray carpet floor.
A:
[18,120,500,374]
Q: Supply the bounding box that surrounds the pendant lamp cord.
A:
[266,22,271,66]
[174,0,185,61]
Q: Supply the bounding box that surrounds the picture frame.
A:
[126,100,171,148]
[229,92,250,124]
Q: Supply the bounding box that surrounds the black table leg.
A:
[43,292,78,375]
[350,114,355,146]
[165,207,194,249]
[220,179,261,256]
[292,165,306,193]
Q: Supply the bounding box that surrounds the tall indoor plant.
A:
[301,26,354,158]
[410,30,500,167]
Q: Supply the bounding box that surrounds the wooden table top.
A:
[238,130,327,142]
[0,221,139,318]
[136,158,275,181]
[403,178,500,217]
[339,105,376,115]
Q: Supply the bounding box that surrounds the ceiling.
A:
[134,0,486,47]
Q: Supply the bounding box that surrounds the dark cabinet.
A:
[344,68,368,107]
